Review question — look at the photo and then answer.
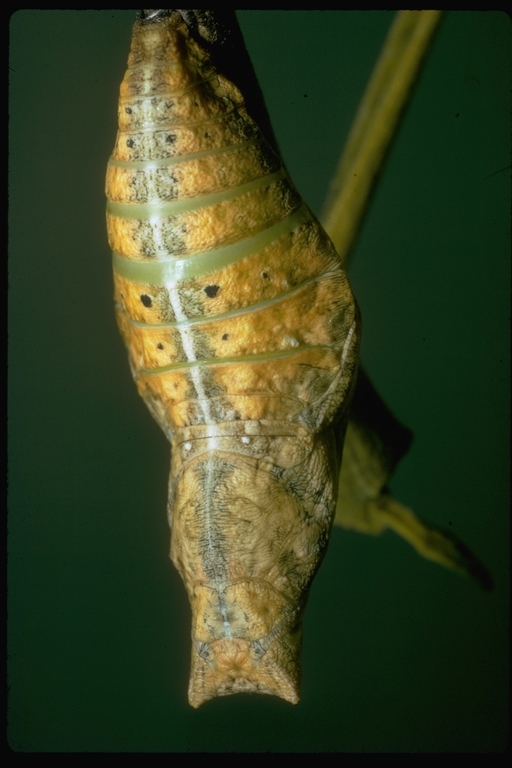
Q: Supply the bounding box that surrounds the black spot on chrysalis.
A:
[204,285,219,298]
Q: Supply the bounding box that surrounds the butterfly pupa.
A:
[106,10,359,707]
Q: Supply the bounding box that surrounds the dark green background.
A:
[9,11,509,752]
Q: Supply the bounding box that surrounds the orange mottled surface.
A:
[107,12,359,707]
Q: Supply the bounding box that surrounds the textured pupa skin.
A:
[106,12,359,707]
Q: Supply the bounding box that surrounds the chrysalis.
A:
[106,11,359,707]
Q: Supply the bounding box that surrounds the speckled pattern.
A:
[106,12,359,707]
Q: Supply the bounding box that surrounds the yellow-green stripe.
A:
[107,139,265,170]
[136,343,338,377]
[112,203,312,283]
[106,167,288,220]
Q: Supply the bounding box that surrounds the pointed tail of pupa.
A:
[188,634,302,709]
[185,579,303,708]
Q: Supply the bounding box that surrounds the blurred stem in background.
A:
[319,11,492,590]
[321,11,442,268]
